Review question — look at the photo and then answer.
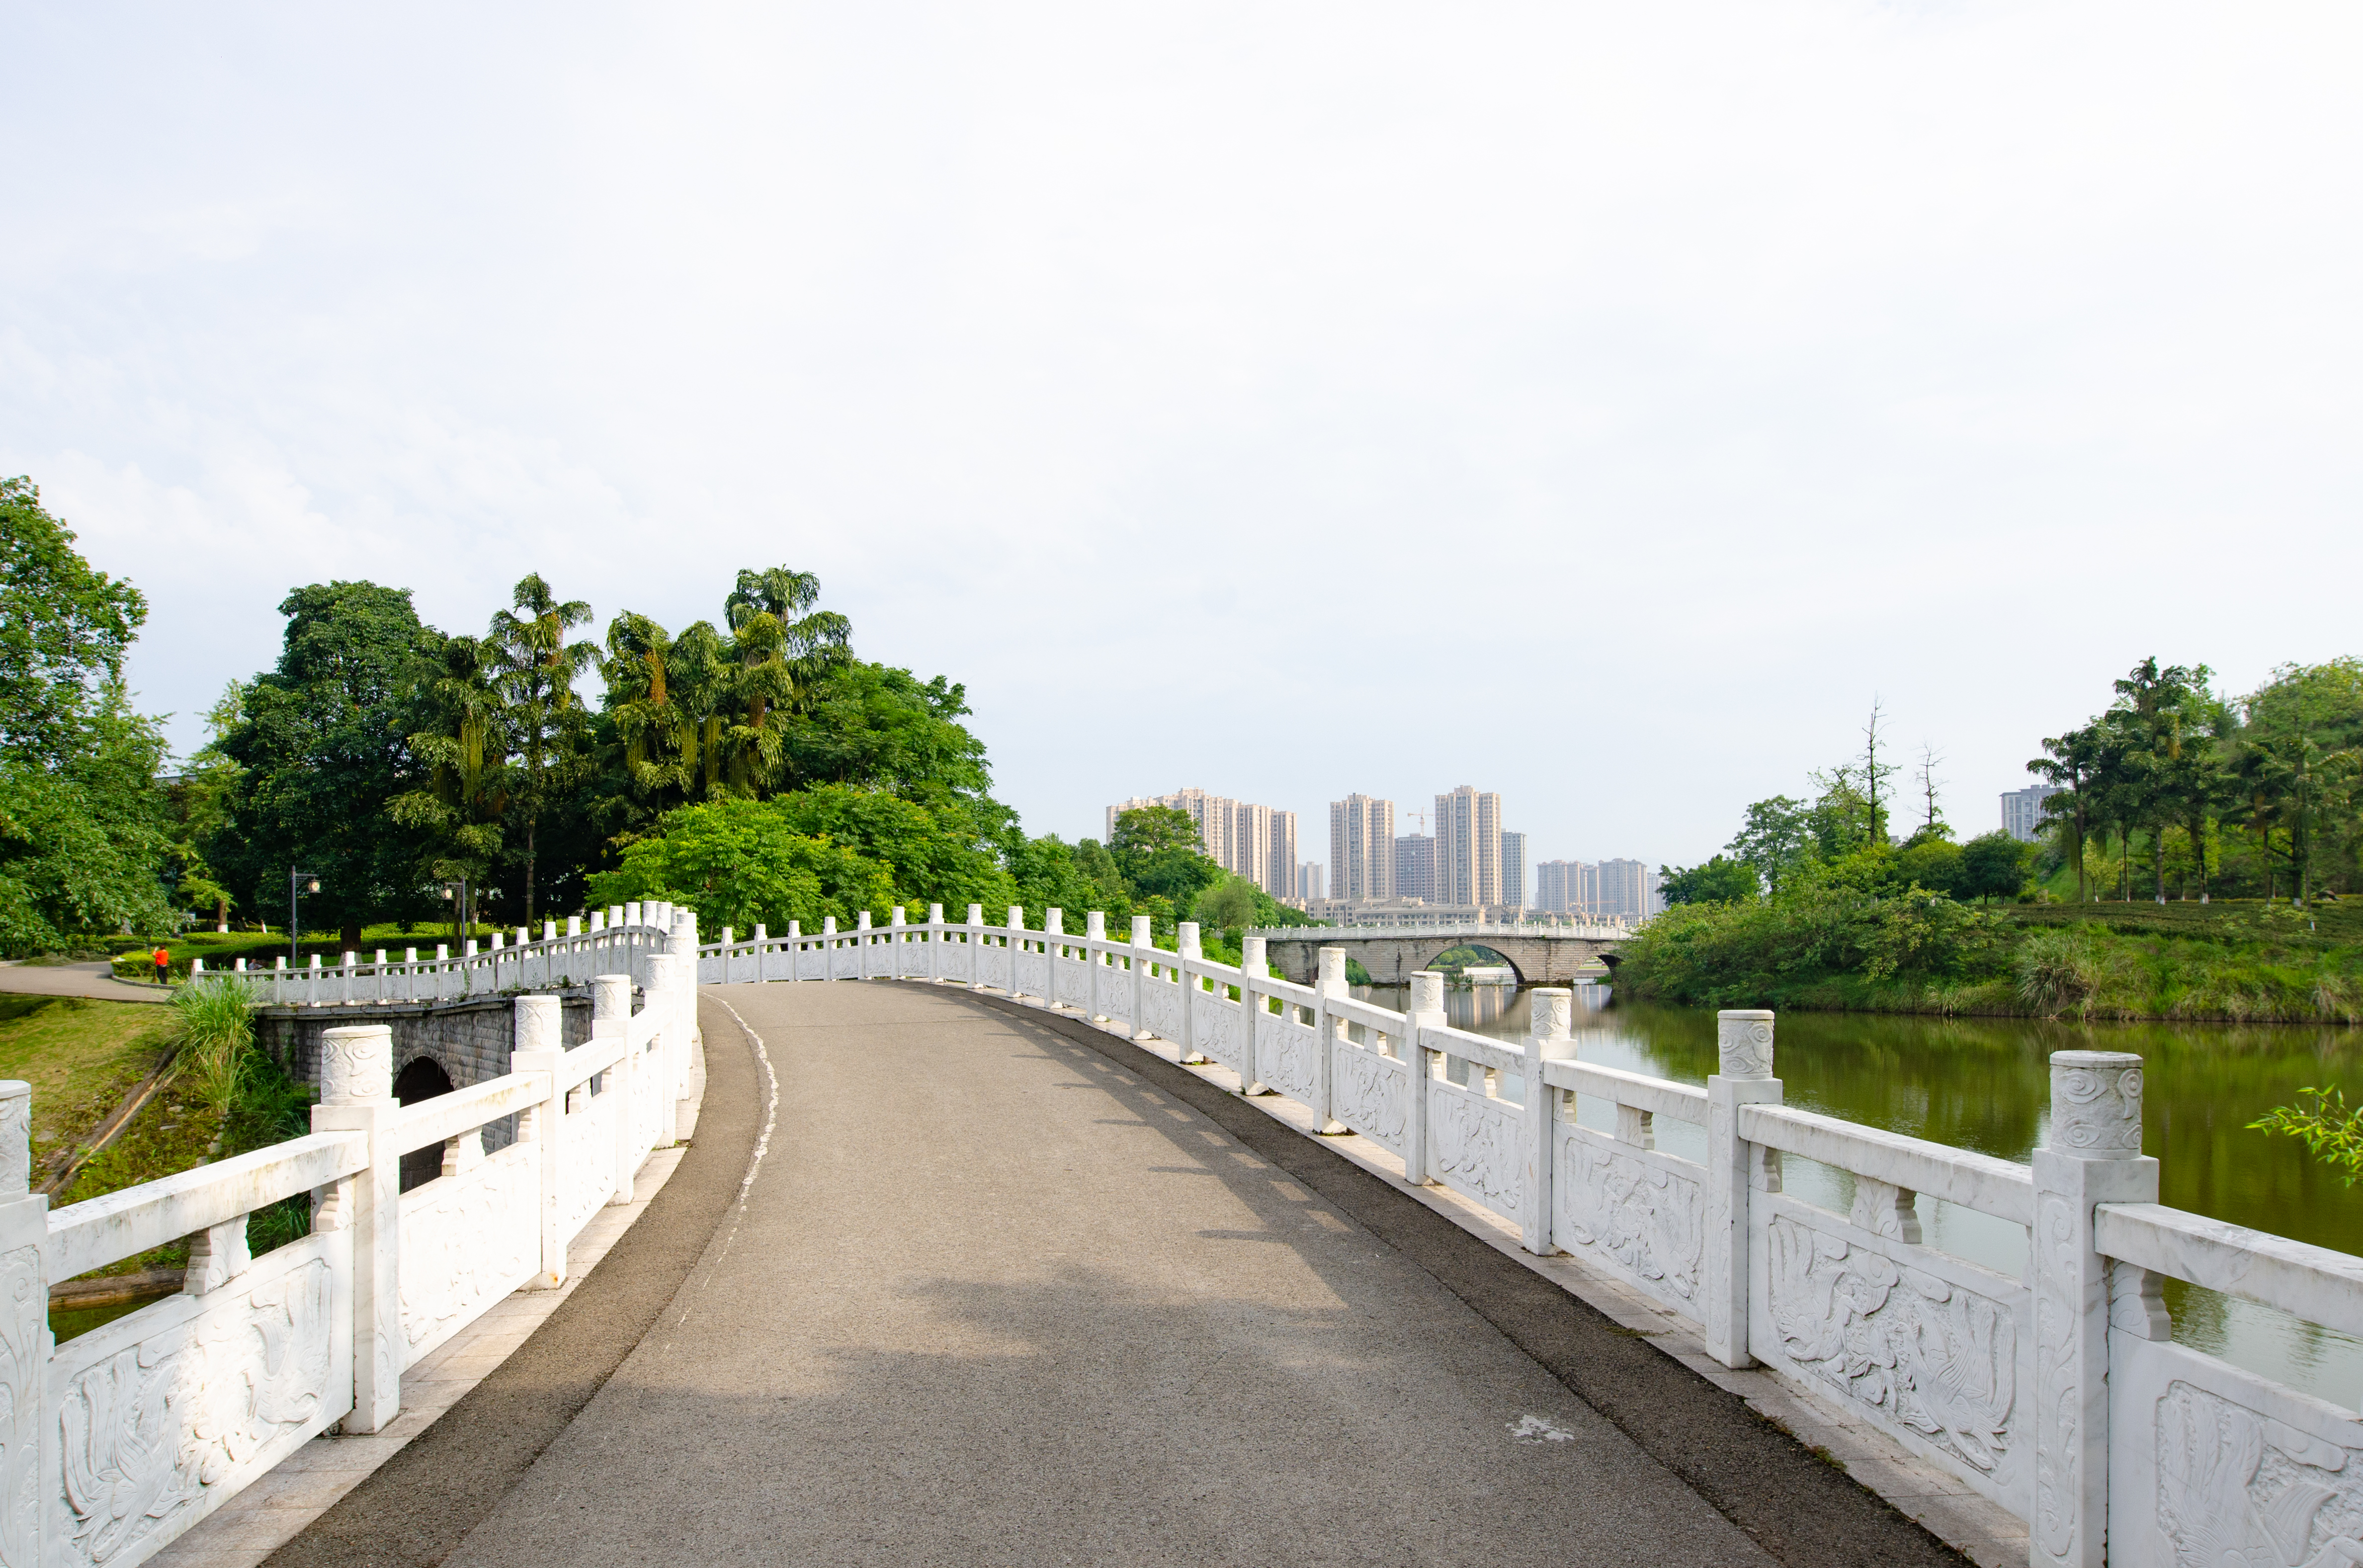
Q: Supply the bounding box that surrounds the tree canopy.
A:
[0,479,173,954]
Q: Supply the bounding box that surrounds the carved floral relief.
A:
[2033,1187,2082,1558]
[1555,1136,1703,1303]
[401,1149,537,1363]
[1430,1085,1520,1216]
[1140,980,1182,1043]
[59,1259,336,1567]
[1259,1014,1317,1103]
[1332,1044,1406,1150]
[1765,1215,2017,1485]
[0,1243,37,1567]
[2153,1380,2363,1568]
[1055,957,1091,1010]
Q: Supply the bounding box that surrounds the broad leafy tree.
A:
[210,581,442,946]
[0,478,172,953]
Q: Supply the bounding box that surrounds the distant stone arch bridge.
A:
[1249,922,1626,987]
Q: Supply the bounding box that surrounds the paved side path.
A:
[426,982,1774,1568]
[0,959,169,1004]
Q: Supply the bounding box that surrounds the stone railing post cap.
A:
[2050,1049,2142,1068]
[1716,1008,1775,1020]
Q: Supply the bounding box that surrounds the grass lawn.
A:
[0,994,315,1342]
[2003,898,2363,945]
[0,996,175,1189]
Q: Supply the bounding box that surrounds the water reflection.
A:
[1351,981,2363,1407]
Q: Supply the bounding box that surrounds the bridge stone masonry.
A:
[28,899,2363,1568]
[1252,919,1626,986]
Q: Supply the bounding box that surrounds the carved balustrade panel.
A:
[2108,1330,2363,1567]
[1190,991,1243,1077]
[398,1141,538,1369]
[1552,1122,1706,1323]
[1139,973,1184,1043]
[559,1088,622,1238]
[943,940,973,984]
[50,1234,352,1568]
[1053,952,1091,1010]
[831,943,860,980]
[1097,958,1131,1027]
[1257,1009,1319,1104]
[1013,948,1049,999]
[1330,1041,1408,1157]
[1751,1194,2028,1516]
[1427,1079,1522,1219]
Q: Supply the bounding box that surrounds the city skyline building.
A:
[2001,785,2052,843]
[1594,857,1658,921]
[1535,859,1597,916]
[1501,830,1526,910]
[1105,788,1296,897]
[1329,794,1396,903]
[1294,862,1325,903]
[1435,785,1504,908]
[1393,833,1437,904]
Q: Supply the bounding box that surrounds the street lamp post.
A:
[288,868,320,967]
[441,879,471,949]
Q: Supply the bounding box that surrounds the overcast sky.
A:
[6,2,2358,875]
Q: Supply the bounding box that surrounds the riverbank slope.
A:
[1618,896,2363,1023]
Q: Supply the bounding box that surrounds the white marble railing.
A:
[701,904,2363,1568]
[2,916,701,1568]
[187,903,687,1005]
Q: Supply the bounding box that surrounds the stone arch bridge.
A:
[1250,923,1624,987]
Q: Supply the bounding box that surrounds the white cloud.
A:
[4,0,2359,870]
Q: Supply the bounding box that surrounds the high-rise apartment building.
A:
[1500,831,1527,910]
[1267,809,1298,898]
[1329,795,1396,903]
[1294,862,1325,902]
[1595,858,1657,922]
[1105,789,1295,897]
[1435,785,1504,909]
[1536,859,1599,916]
[2001,785,2052,843]
[1393,834,1437,904]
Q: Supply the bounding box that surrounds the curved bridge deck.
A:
[263,982,1969,1568]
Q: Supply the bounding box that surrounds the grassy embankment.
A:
[0,991,314,1337]
[1617,897,2363,1024]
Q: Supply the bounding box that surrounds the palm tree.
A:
[713,567,851,797]
[487,576,597,923]
[2029,725,2106,904]
[393,634,511,900]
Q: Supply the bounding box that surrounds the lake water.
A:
[1353,981,2363,1406]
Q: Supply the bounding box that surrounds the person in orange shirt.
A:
[152,945,170,986]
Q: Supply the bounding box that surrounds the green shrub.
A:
[168,979,259,1113]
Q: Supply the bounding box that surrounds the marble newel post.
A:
[1176,923,1204,1063]
[511,996,569,1291]
[1129,916,1154,1037]
[313,1024,400,1432]
[1311,948,1348,1134]
[596,975,637,1208]
[1519,989,1576,1255]
[1239,936,1268,1094]
[2031,1051,2151,1568]
[1085,911,1106,1020]
[1401,971,1446,1187]
[0,1078,47,1543]
[1703,1010,1781,1371]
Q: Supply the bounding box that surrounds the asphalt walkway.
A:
[0,959,169,1003]
[276,981,1965,1567]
